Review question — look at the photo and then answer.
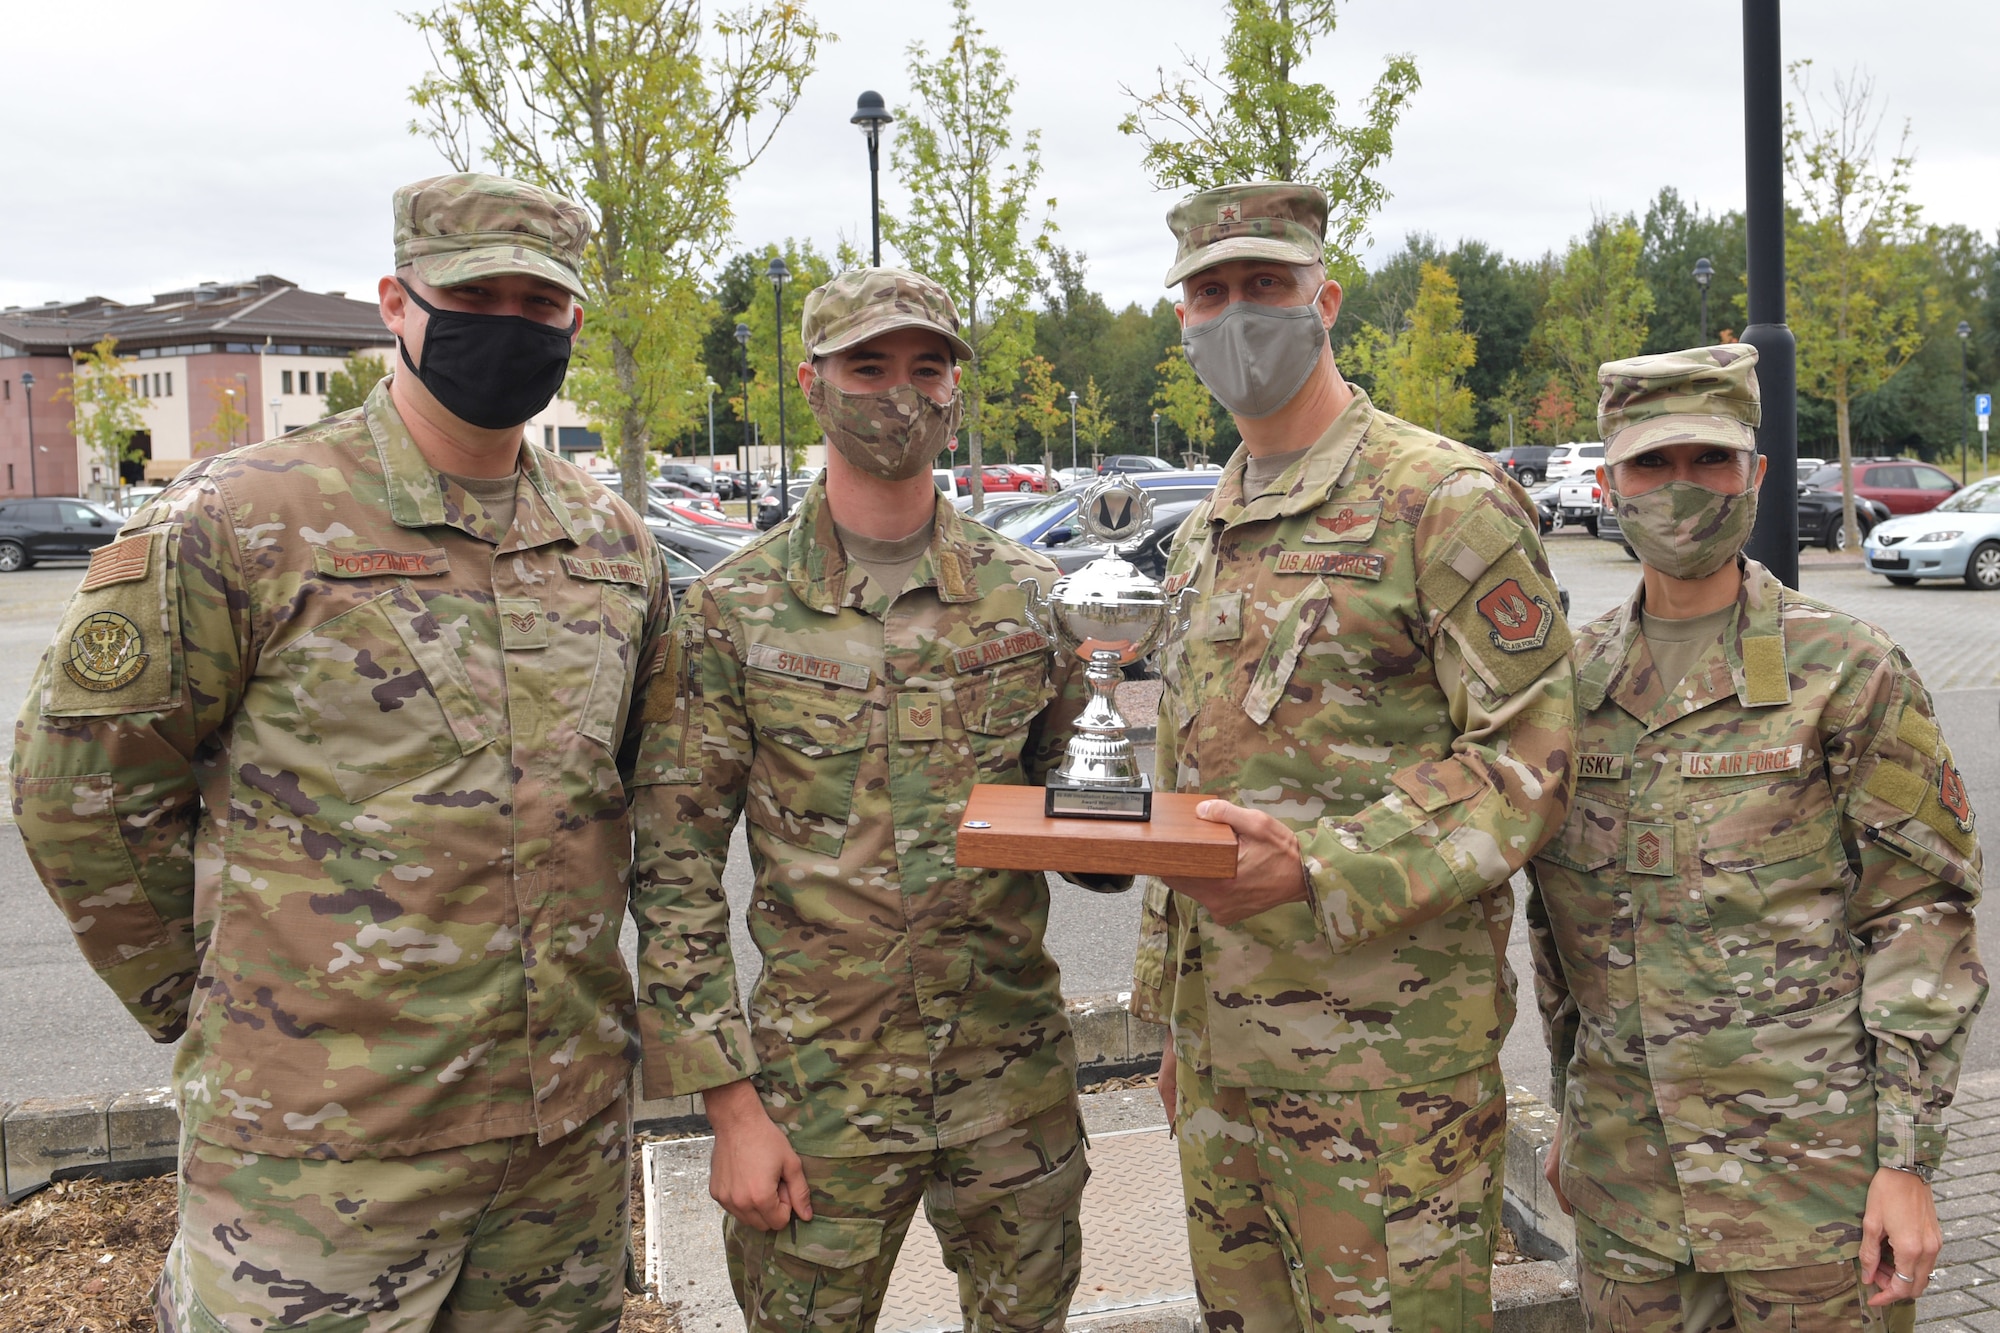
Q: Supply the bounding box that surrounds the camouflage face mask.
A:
[808,377,961,481]
[1611,477,1758,580]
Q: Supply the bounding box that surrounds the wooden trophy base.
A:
[955,784,1238,879]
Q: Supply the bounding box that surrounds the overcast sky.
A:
[6,0,1997,315]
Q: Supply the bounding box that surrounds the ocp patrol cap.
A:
[393,172,590,301]
[1597,344,1762,466]
[800,267,974,361]
[1163,181,1329,288]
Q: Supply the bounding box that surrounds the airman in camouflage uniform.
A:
[630,267,1113,1332]
[1527,347,1985,1332]
[1133,182,1577,1331]
[12,172,668,1331]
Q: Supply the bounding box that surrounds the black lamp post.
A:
[851,92,894,268]
[769,257,792,520]
[1068,389,1079,475]
[1693,257,1715,344]
[1960,320,1973,485]
[734,322,754,522]
[1739,0,1799,586]
[20,371,37,497]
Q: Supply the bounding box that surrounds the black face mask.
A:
[397,279,575,430]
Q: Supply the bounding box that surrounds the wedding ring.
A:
[1896,1272,1915,1283]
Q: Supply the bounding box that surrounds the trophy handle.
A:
[1018,577,1052,642]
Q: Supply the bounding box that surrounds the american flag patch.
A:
[79,534,153,592]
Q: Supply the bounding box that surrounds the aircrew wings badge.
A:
[1474,577,1554,654]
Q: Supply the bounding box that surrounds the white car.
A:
[1541,442,1606,485]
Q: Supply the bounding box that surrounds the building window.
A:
[544,426,555,449]
[316,371,327,394]
[165,372,173,396]
[282,370,294,394]
[2,380,9,400]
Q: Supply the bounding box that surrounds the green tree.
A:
[56,337,149,490]
[323,350,389,417]
[1151,344,1216,462]
[1119,0,1421,268]
[1016,354,1067,479]
[1074,376,1114,465]
[1782,60,1935,543]
[1345,262,1477,438]
[732,240,836,475]
[1530,218,1654,428]
[883,0,1053,515]
[1637,187,1746,354]
[408,0,826,510]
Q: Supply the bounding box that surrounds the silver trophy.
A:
[1020,476,1197,819]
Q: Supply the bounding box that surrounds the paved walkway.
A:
[1917,1068,2000,1329]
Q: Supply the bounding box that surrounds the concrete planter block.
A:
[108,1089,180,1169]
[4,1095,111,1202]
[1070,1004,1131,1067]
[1504,1087,1573,1255]
[1129,1017,1168,1059]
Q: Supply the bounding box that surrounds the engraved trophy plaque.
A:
[1019,475,1196,820]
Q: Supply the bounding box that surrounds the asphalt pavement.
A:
[2,532,1995,1104]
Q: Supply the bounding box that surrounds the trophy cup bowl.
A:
[1019,477,1195,819]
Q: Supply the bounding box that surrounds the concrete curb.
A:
[0,995,1164,1201]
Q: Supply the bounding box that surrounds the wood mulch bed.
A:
[0,1171,683,1333]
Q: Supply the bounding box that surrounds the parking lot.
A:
[1,531,1995,1104]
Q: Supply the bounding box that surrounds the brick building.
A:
[0,275,603,500]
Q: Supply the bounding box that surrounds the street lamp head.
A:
[1068,390,1079,406]
[734,322,752,347]
[1692,257,1714,289]
[18,371,32,390]
[851,91,894,136]
[767,256,791,286]
[1960,321,1973,340]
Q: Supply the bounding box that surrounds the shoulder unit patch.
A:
[1474,577,1554,654]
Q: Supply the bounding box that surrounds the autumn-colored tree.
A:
[1074,376,1114,467]
[1527,376,1581,445]
[202,380,250,455]
[1783,60,1934,544]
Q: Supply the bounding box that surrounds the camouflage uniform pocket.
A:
[269,586,488,803]
[1727,1260,1897,1332]
[1377,1087,1506,1332]
[1698,807,1854,1018]
[579,585,646,749]
[773,1215,885,1268]
[744,671,870,855]
[958,660,1053,735]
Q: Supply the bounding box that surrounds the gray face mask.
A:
[1180,289,1328,419]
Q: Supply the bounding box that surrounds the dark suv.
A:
[656,461,722,494]
[1097,454,1178,475]
[0,497,124,571]
[1491,446,1558,486]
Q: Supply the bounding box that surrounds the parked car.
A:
[657,544,705,600]
[1596,486,1892,555]
[1491,445,1558,486]
[1801,458,1959,515]
[0,498,125,571]
[1541,442,1607,485]
[953,491,1045,520]
[657,461,722,494]
[933,468,961,496]
[1862,477,2000,589]
[649,498,753,530]
[1096,454,1178,475]
[1055,466,1100,487]
[952,463,1051,494]
[984,472,1221,569]
[115,485,166,514]
[754,481,816,529]
[1797,488,1891,551]
[646,514,751,570]
[1551,477,1603,534]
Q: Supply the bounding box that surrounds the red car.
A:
[1801,458,1959,515]
[952,464,1052,494]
